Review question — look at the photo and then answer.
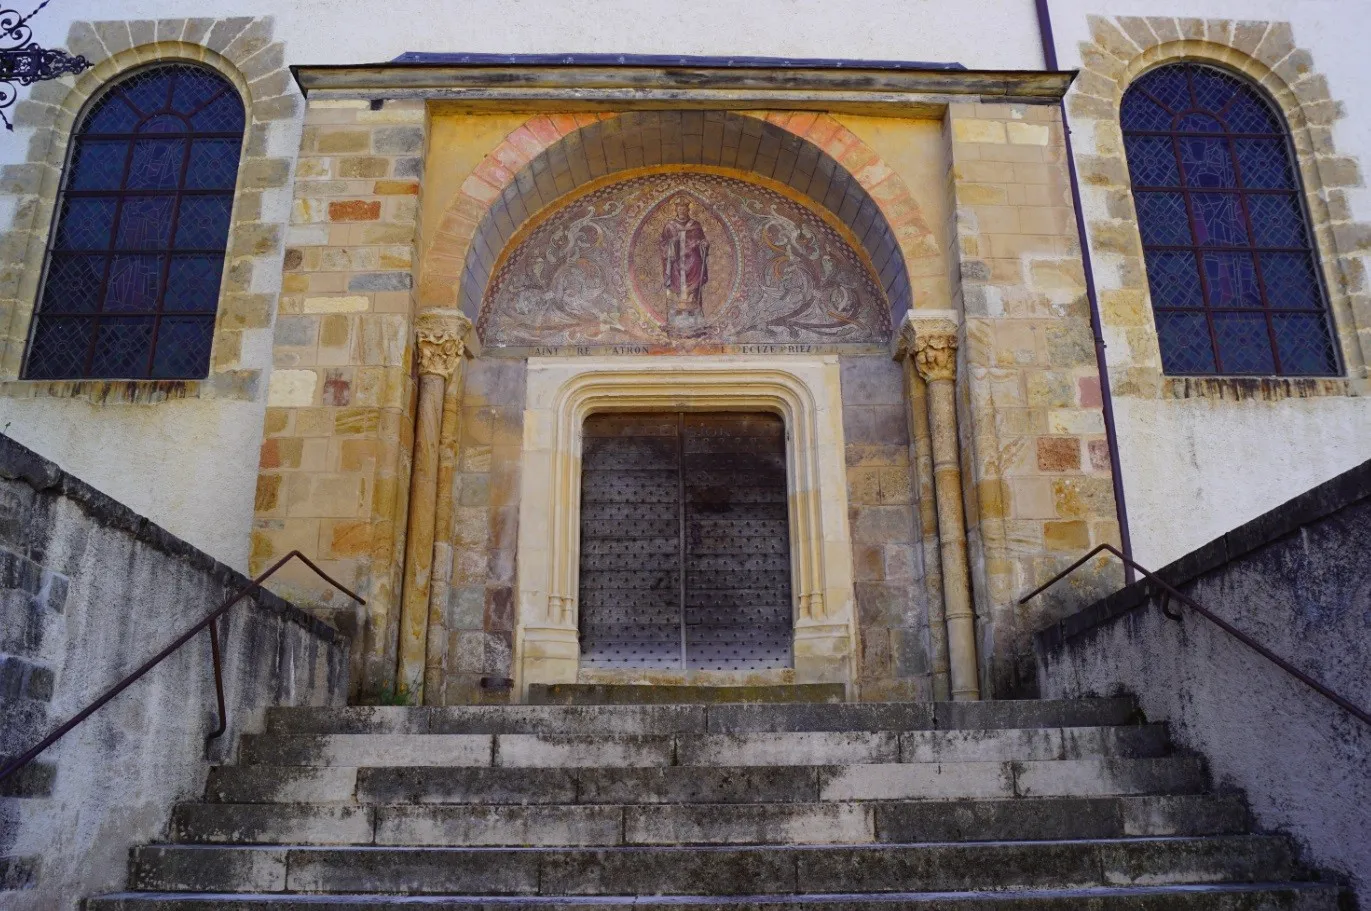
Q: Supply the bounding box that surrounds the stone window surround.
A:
[512,356,857,700]
[1071,18,1371,401]
[0,18,298,404]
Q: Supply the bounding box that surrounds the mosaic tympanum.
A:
[479,172,890,348]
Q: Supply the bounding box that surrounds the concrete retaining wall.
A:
[0,433,350,910]
[1036,458,1371,903]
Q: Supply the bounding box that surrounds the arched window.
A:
[1121,62,1338,376]
[24,63,245,380]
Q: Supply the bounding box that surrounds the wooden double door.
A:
[577,411,794,671]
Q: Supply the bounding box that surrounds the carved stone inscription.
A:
[480,172,889,348]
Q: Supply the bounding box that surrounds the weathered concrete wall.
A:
[1036,457,1371,903]
[0,434,349,910]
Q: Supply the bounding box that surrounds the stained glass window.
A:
[1122,63,1339,376]
[24,64,245,380]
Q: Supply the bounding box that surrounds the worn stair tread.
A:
[85,882,1341,910]
[264,699,1142,736]
[128,835,1297,895]
[238,726,1170,769]
[527,684,848,705]
[207,758,1204,807]
[168,794,1247,847]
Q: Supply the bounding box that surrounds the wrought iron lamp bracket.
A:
[0,2,91,131]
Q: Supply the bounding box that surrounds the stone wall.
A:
[0,434,348,910]
[428,356,526,704]
[251,96,427,696]
[942,102,1121,697]
[1036,457,1371,904]
[840,355,932,701]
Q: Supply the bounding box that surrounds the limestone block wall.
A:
[429,357,526,704]
[942,102,1122,696]
[0,433,348,910]
[1037,456,1371,904]
[251,97,427,694]
[839,355,932,701]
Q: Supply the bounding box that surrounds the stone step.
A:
[168,794,1246,847]
[208,757,1205,806]
[264,698,1142,736]
[84,883,1343,911]
[526,683,847,704]
[124,836,1295,895]
[237,725,1169,768]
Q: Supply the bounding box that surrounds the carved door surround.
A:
[513,356,857,700]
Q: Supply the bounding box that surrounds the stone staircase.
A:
[87,685,1341,909]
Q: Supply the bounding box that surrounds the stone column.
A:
[397,310,473,699]
[896,316,980,701]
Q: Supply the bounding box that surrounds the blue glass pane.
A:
[171,70,227,114]
[1234,138,1295,189]
[174,196,233,249]
[1178,137,1236,188]
[1248,195,1308,248]
[1261,253,1322,310]
[1191,66,1240,114]
[185,139,241,190]
[103,255,164,312]
[191,93,246,132]
[90,316,155,377]
[54,198,116,250]
[164,255,224,311]
[25,317,93,378]
[1145,251,1203,308]
[68,140,129,190]
[126,138,185,189]
[1225,90,1282,134]
[1120,92,1172,132]
[120,70,173,116]
[1135,192,1191,246]
[115,197,175,249]
[82,94,140,133]
[1176,113,1224,133]
[1134,67,1190,113]
[1213,311,1275,373]
[1273,313,1338,375]
[1124,134,1178,186]
[1190,193,1248,246]
[151,315,214,378]
[138,113,188,135]
[39,255,104,313]
[1202,252,1261,308]
[1156,310,1216,374]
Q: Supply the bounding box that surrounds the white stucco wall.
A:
[1051,0,1371,568]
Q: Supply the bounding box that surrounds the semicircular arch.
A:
[419,110,938,332]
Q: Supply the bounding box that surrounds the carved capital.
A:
[913,329,958,382]
[892,314,960,382]
[414,310,474,379]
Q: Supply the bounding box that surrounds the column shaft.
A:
[925,376,980,701]
[396,310,473,702]
[397,372,445,697]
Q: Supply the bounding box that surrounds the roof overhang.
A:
[290,54,1076,117]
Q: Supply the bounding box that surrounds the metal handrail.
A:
[1021,543,1371,727]
[0,550,364,785]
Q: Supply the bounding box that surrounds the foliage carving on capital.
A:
[895,316,959,382]
[415,310,474,379]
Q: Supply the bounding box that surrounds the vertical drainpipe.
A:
[1032,0,1135,582]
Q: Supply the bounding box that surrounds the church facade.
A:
[0,0,1367,706]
